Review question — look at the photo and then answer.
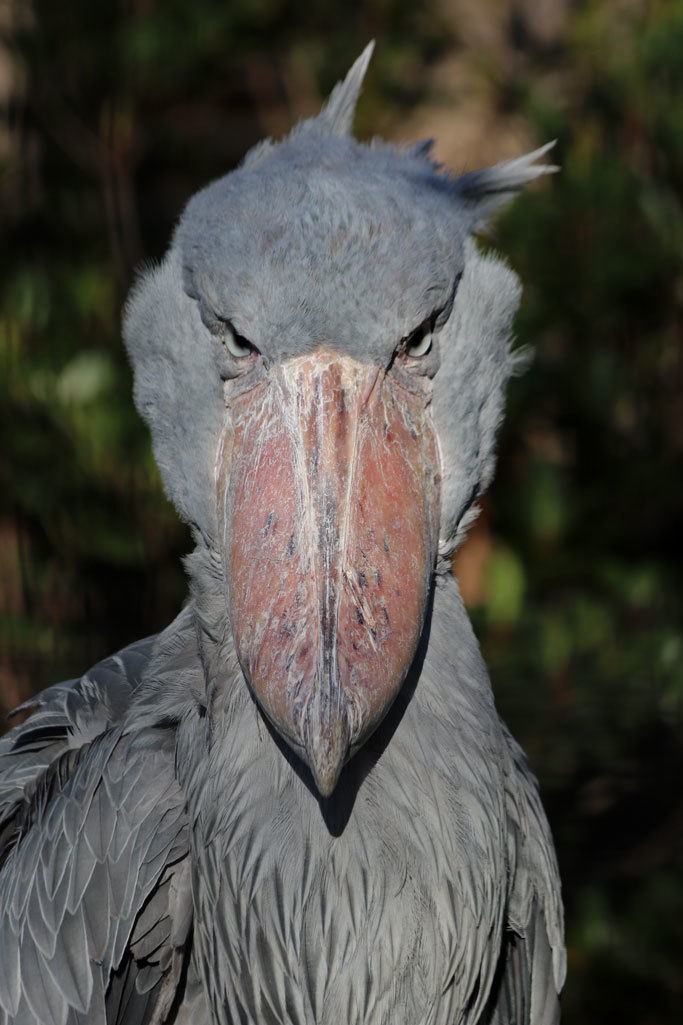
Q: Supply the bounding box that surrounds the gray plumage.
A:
[0,45,565,1025]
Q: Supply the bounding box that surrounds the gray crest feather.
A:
[319,41,375,135]
[456,141,558,226]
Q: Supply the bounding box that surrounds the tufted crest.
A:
[319,40,375,136]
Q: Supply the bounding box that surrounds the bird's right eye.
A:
[223,324,257,360]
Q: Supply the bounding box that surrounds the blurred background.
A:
[1,0,682,1020]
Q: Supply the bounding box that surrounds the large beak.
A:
[217,351,440,796]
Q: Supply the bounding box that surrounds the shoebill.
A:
[0,43,565,1025]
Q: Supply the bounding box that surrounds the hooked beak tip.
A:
[303,708,350,798]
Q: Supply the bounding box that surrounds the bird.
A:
[0,43,565,1025]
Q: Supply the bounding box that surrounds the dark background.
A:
[1,1,682,1021]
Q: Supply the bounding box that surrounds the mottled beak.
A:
[217,351,440,796]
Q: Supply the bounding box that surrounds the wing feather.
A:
[0,637,155,836]
[0,633,196,1025]
[0,727,190,1024]
[481,726,565,1025]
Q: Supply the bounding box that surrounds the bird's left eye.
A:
[405,326,433,359]
[224,326,256,359]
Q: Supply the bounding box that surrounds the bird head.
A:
[124,44,555,796]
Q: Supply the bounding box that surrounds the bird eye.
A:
[224,325,256,359]
[405,327,433,359]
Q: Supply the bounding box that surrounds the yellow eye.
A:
[224,326,255,359]
[406,329,432,358]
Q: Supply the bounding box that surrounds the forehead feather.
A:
[177,129,464,362]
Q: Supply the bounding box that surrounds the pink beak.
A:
[217,351,440,796]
